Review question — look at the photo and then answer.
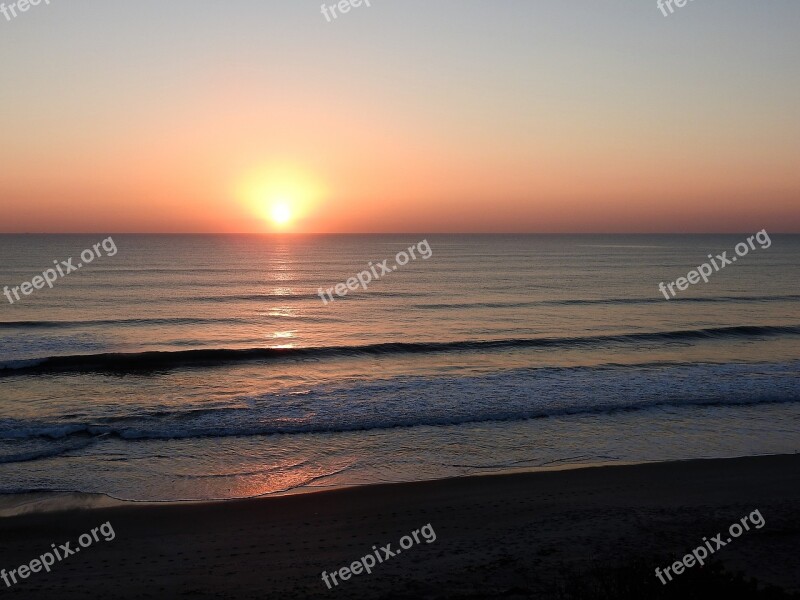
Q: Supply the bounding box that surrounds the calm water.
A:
[0,234,798,502]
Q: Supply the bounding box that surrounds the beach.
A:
[1,454,798,599]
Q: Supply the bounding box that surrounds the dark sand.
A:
[1,454,798,599]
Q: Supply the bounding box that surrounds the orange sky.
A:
[1,2,798,233]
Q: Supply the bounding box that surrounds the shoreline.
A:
[0,456,644,517]
[1,453,798,598]
[0,451,788,517]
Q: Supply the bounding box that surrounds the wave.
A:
[0,317,248,329]
[0,437,97,465]
[2,325,799,376]
[2,394,797,447]
[412,295,800,310]
[1,361,797,451]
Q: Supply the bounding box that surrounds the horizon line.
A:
[0,231,795,236]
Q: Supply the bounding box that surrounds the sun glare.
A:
[271,202,292,226]
[236,165,325,232]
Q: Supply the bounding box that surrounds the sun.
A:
[235,164,326,231]
[271,201,292,226]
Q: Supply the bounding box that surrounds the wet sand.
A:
[1,454,798,599]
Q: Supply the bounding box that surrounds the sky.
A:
[0,0,798,233]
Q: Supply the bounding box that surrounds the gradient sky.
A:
[1,1,798,233]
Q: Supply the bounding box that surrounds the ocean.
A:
[0,234,798,503]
